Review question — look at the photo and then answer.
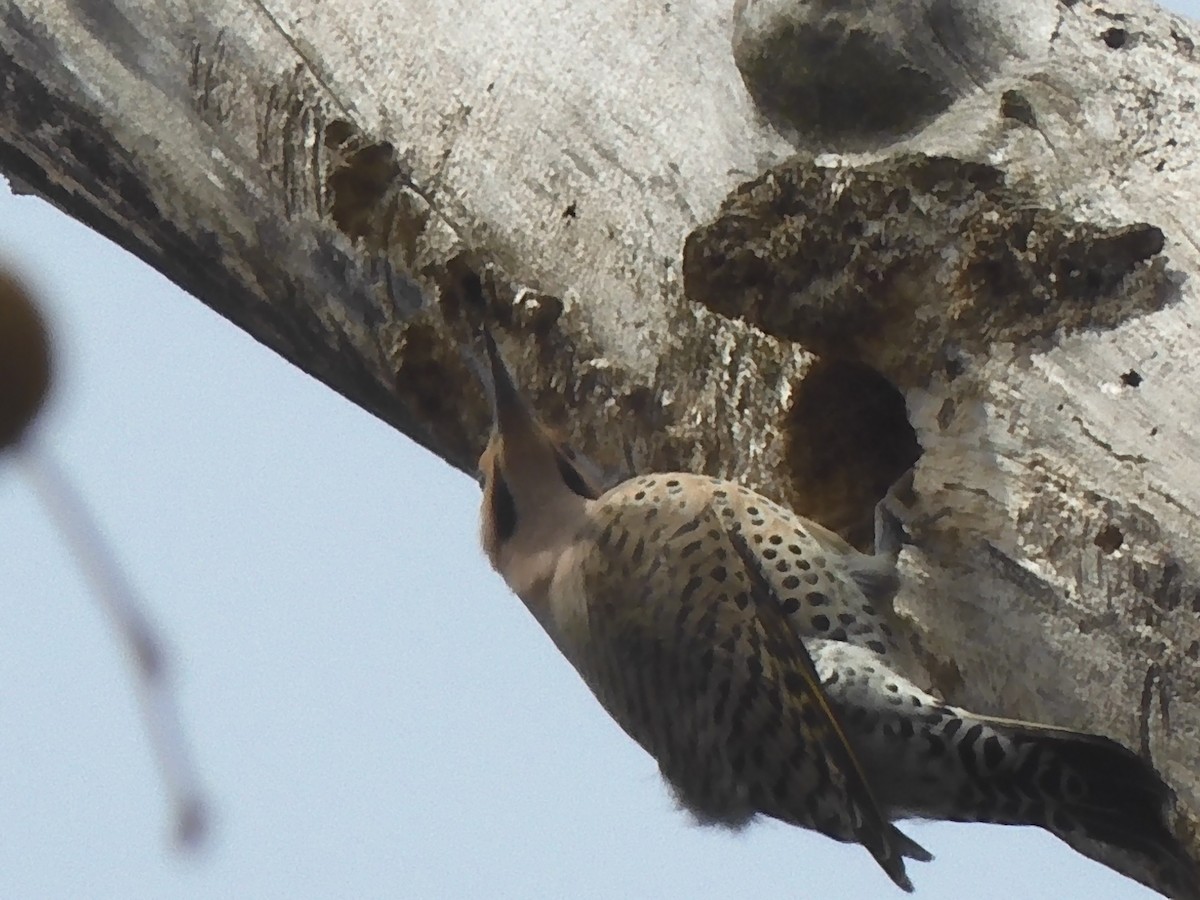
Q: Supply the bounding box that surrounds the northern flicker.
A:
[475,329,1199,898]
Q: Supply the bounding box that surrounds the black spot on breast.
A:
[711,565,728,581]
[811,614,831,631]
[866,640,887,654]
[763,548,777,560]
[781,597,800,614]
[490,475,518,541]
[806,592,828,606]
[670,518,702,539]
[768,534,782,545]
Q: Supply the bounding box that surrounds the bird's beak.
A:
[480,328,540,442]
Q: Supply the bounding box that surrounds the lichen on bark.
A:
[683,153,1170,389]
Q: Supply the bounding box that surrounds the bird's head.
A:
[475,329,601,564]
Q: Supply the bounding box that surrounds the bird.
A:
[473,327,1199,898]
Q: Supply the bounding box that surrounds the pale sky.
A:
[2,5,1197,898]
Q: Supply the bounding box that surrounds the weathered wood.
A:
[4,0,1200,890]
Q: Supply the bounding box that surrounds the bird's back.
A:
[558,473,909,658]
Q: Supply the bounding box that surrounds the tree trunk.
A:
[4,0,1199,886]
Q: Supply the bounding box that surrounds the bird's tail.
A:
[813,638,1197,897]
[965,716,1199,900]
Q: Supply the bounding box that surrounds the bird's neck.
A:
[494,490,589,609]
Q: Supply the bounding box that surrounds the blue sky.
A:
[2,10,1196,896]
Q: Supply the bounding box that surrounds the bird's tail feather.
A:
[976,716,1200,900]
[892,826,933,863]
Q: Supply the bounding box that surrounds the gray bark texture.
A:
[3,0,1199,890]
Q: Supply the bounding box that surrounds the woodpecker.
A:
[474,329,1198,898]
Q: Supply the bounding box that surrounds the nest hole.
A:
[784,358,920,548]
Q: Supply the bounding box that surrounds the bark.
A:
[3,0,1199,887]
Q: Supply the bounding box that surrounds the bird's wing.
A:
[712,506,930,889]
[573,491,928,891]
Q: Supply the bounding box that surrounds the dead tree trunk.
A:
[3,0,1199,885]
